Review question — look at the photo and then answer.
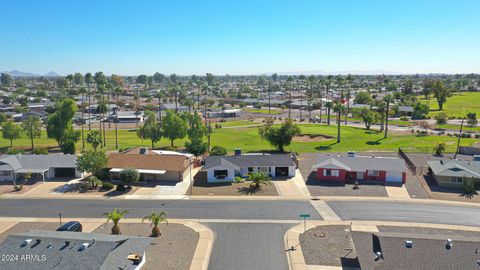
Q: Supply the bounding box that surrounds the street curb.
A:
[284,220,480,270]
[0,217,213,270]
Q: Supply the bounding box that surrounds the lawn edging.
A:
[284,220,480,270]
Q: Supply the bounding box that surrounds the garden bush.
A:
[101,182,114,190]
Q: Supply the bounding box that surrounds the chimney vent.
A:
[79,242,90,251]
[139,147,148,155]
[374,251,382,261]
[405,240,414,248]
[21,239,33,247]
[446,239,453,249]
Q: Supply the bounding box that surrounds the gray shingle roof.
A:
[353,231,480,270]
[0,154,78,172]
[204,154,295,169]
[313,154,406,172]
[427,160,480,178]
[0,230,153,270]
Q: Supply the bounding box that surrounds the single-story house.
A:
[427,157,480,188]
[109,111,144,123]
[206,109,242,118]
[203,150,297,182]
[0,154,83,182]
[0,230,153,270]
[353,231,480,270]
[107,148,193,183]
[312,152,406,184]
[398,105,414,116]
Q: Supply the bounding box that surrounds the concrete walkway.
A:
[309,200,341,221]
[385,185,411,199]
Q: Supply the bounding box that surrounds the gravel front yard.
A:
[300,225,359,267]
[191,171,278,196]
[94,223,198,270]
[0,222,59,243]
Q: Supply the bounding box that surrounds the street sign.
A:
[299,214,310,232]
[299,214,310,218]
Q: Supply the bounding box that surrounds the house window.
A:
[214,170,228,179]
[324,169,339,177]
[450,177,463,183]
[248,167,254,172]
[1,171,10,176]
[368,170,379,177]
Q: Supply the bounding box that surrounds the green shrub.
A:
[119,168,139,187]
[6,149,25,155]
[94,168,111,181]
[101,182,114,190]
[210,145,227,156]
[32,148,48,155]
[234,176,245,183]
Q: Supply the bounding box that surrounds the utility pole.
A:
[454,119,464,159]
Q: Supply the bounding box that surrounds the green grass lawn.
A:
[423,92,480,118]
[2,124,477,154]
[244,108,282,115]
[217,120,258,127]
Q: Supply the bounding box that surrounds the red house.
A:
[312,152,407,184]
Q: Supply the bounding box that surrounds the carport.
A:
[14,168,48,182]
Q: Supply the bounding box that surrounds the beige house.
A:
[427,158,480,188]
[107,148,193,183]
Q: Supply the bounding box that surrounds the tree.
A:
[355,108,378,130]
[433,80,450,110]
[186,112,206,139]
[47,98,79,148]
[332,101,346,143]
[354,91,372,104]
[137,111,162,149]
[76,150,108,176]
[136,74,148,84]
[185,137,208,156]
[119,168,139,188]
[142,211,168,237]
[1,73,12,86]
[247,172,271,190]
[383,93,394,138]
[325,101,333,125]
[21,116,42,150]
[86,130,102,151]
[162,111,187,147]
[104,208,129,235]
[467,112,477,128]
[258,119,301,152]
[2,121,22,148]
[434,142,446,156]
[413,101,429,119]
[434,112,448,128]
[210,145,227,156]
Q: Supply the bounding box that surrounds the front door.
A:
[356,172,364,180]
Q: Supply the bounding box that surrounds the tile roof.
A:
[204,154,295,170]
[353,231,480,270]
[313,154,406,172]
[427,160,480,178]
[0,230,153,270]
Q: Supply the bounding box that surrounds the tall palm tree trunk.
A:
[337,112,341,143]
[81,91,85,149]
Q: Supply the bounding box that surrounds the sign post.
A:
[299,214,310,232]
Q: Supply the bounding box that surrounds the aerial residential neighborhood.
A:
[0,1,480,270]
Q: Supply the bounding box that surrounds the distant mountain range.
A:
[2,70,61,77]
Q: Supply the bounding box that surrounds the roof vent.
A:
[47,243,53,249]
[405,240,414,248]
[31,239,41,248]
[79,242,90,251]
[446,239,453,250]
[21,239,33,247]
[347,151,356,157]
[139,147,148,155]
[234,148,242,156]
[374,251,382,261]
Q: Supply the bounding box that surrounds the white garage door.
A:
[386,172,403,182]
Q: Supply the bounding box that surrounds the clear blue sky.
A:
[1,0,479,75]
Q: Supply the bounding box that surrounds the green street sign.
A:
[299,214,310,218]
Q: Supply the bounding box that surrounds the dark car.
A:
[56,221,83,232]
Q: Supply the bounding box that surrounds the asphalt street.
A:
[327,201,480,227]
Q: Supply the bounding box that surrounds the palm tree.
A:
[325,101,333,125]
[114,87,123,149]
[86,130,102,151]
[344,91,351,125]
[383,93,394,138]
[248,172,271,190]
[333,101,346,143]
[104,208,129,235]
[84,73,94,131]
[79,87,87,149]
[286,77,294,119]
[156,89,166,124]
[307,75,316,121]
[142,211,168,237]
[298,75,305,121]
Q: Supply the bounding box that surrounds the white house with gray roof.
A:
[203,150,297,182]
[427,157,480,188]
[0,154,83,182]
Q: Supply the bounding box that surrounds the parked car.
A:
[56,221,83,232]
